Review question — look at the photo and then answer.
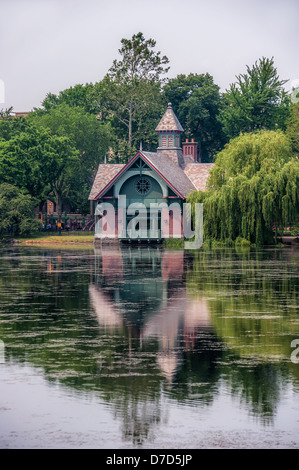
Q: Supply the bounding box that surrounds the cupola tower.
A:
[155,103,185,167]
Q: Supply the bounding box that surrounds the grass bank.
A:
[163,236,287,250]
[12,231,95,246]
[9,233,290,249]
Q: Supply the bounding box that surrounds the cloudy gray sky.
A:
[1,0,298,111]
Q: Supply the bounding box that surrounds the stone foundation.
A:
[94,237,120,247]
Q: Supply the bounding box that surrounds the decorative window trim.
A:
[135,177,151,196]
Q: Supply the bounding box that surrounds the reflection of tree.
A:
[0,246,298,444]
[0,247,96,366]
[171,330,223,405]
[187,248,298,357]
[114,390,164,445]
[226,362,290,425]
[187,247,299,420]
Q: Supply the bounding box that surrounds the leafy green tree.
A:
[163,73,225,162]
[0,111,29,141]
[41,83,95,113]
[0,120,79,214]
[89,32,169,159]
[187,130,299,245]
[30,103,111,185]
[286,102,299,157]
[0,183,40,236]
[90,78,165,161]
[30,103,112,212]
[219,57,291,140]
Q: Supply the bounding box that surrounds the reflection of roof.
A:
[157,352,180,383]
[155,103,184,132]
[89,284,123,329]
[183,163,214,191]
[88,164,125,200]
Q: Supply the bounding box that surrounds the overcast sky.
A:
[1,0,298,111]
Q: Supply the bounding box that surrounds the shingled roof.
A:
[142,152,196,198]
[155,103,184,132]
[89,152,198,200]
[89,155,214,201]
[184,163,214,191]
[89,103,214,202]
[88,164,125,200]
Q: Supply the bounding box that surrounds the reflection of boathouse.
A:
[89,104,213,244]
[89,247,211,382]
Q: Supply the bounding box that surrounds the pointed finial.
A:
[140,141,143,152]
[104,155,107,164]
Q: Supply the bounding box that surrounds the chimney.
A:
[182,138,198,162]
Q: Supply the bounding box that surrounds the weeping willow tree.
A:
[187,130,299,245]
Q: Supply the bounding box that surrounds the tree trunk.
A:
[128,100,133,151]
[55,187,63,217]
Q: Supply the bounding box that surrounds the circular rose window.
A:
[135,177,151,196]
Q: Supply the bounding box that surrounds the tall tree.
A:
[219,57,291,140]
[286,102,299,157]
[0,111,29,141]
[89,32,169,159]
[41,83,95,114]
[163,73,225,162]
[0,183,40,237]
[30,103,111,186]
[187,130,299,245]
[0,120,79,214]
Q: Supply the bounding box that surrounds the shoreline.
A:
[10,232,95,246]
[3,233,298,249]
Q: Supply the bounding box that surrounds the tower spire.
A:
[155,103,184,133]
[155,103,185,167]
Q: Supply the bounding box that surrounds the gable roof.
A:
[142,152,196,198]
[89,152,198,200]
[155,103,184,133]
[88,164,125,200]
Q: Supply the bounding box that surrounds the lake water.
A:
[0,245,298,449]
